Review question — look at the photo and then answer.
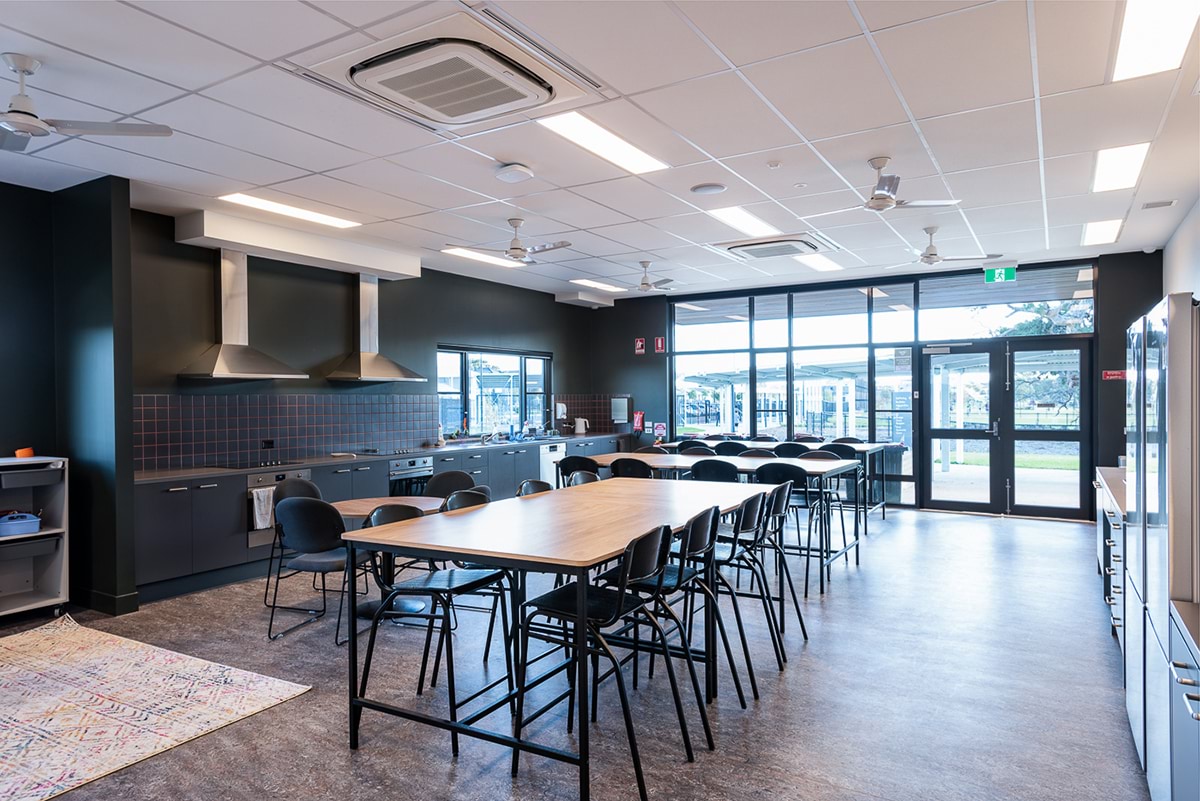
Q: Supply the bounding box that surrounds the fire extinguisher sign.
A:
[634,337,646,355]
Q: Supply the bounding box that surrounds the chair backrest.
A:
[794,435,824,443]
[690,458,739,483]
[773,442,806,458]
[702,434,728,441]
[567,470,600,486]
[471,484,493,500]
[751,435,779,442]
[274,497,344,554]
[832,436,864,443]
[424,470,475,499]
[733,491,765,538]
[676,439,705,451]
[635,445,669,454]
[755,460,810,485]
[517,478,553,497]
[739,448,777,458]
[610,458,654,479]
[715,441,749,456]
[680,505,720,560]
[558,455,600,483]
[273,477,321,508]
[764,480,794,524]
[441,489,490,512]
[799,449,840,460]
[680,446,717,456]
[823,443,859,460]
[363,504,425,528]
[602,525,670,621]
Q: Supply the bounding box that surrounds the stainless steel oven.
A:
[389,456,433,496]
[246,467,311,549]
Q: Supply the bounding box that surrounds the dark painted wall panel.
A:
[588,295,671,440]
[0,182,56,456]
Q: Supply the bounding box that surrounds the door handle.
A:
[989,420,1000,438]
[334,469,351,474]
[355,466,371,471]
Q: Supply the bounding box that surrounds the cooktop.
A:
[205,459,304,470]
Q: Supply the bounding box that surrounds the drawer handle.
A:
[504,451,516,455]
[334,469,351,474]
[1092,480,1102,489]
[198,483,218,489]
[1112,586,1123,594]
[1112,617,1123,628]
[1178,677,1199,686]
[355,467,371,471]
[1105,538,1116,547]
[1111,554,1122,563]
[1184,693,1200,720]
[1105,596,1117,606]
[1174,661,1194,670]
[440,457,455,462]
[470,470,482,475]
[1104,567,1117,575]
[167,486,188,492]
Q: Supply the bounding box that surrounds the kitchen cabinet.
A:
[191,476,247,573]
[462,450,489,488]
[134,481,193,585]
[351,460,389,499]
[433,452,465,473]
[1128,572,1147,769]
[311,464,353,502]
[514,446,540,488]
[1147,618,1172,801]
[488,446,538,499]
[1170,612,1200,801]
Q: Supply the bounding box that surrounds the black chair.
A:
[792,453,850,588]
[557,455,600,488]
[263,477,322,611]
[635,445,669,454]
[471,484,493,500]
[440,488,490,512]
[424,470,475,499]
[517,478,553,496]
[758,481,806,637]
[800,449,841,460]
[610,457,654,479]
[567,470,601,486]
[270,497,370,645]
[680,446,717,456]
[832,436,864,443]
[675,439,706,452]
[794,435,824,443]
[690,458,739,483]
[702,434,728,441]
[751,435,779,442]
[514,526,671,801]
[774,442,807,458]
[739,448,777,458]
[715,441,749,456]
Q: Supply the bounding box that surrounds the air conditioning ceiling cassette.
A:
[722,232,840,260]
[299,8,600,129]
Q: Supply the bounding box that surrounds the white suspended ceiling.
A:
[0,0,1196,298]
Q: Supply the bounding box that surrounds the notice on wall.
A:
[894,347,912,370]
[634,337,646,355]
[1102,370,1126,381]
[654,336,665,354]
[653,422,667,438]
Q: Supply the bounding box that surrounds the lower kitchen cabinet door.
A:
[311,465,353,502]
[489,450,517,499]
[1171,617,1200,801]
[351,461,389,499]
[191,476,248,573]
[134,482,193,585]
[514,447,540,489]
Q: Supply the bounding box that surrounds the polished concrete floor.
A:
[4,510,1147,801]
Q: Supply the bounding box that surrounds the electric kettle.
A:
[574,418,590,435]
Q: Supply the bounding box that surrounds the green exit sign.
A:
[984,266,1016,283]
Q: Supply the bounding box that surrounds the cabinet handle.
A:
[1092,480,1102,489]
[167,486,188,492]
[504,451,516,455]
[1178,677,1199,686]
[470,470,483,475]
[1111,616,1123,628]
[1104,567,1117,575]
[469,454,483,459]
[355,466,371,471]
[440,457,455,462]
[1112,554,1122,563]
[1184,693,1200,721]
[1105,539,1116,547]
[198,483,218,489]
[1104,510,1122,530]
[517,449,527,454]
[1174,661,1194,670]
[1105,596,1117,606]
[1112,586,1123,594]
[334,469,351,474]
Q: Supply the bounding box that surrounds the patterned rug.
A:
[0,615,309,801]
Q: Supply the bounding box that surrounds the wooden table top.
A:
[662,439,888,454]
[342,478,771,569]
[582,451,861,477]
[332,496,445,518]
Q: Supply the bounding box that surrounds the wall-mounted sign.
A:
[984,265,1016,283]
[653,422,667,438]
[1102,370,1127,381]
[634,337,645,355]
[894,347,912,369]
[654,336,665,354]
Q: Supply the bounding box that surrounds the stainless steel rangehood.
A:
[179,250,309,380]
[327,275,426,382]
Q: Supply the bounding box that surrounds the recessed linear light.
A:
[537,112,668,175]
[441,246,519,268]
[1082,219,1123,246]
[707,206,781,238]
[726,314,749,321]
[1073,289,1095,299]
[1113,0,1200,81]
[1092,143,1150,192]
[793,253,842,272]
[676,302,708,312]
[570,278,627,293]
[218,193,361,229]
[1077,268,1094,283]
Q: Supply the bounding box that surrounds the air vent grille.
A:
[378,55,528,118]
[1142,200,1177,210]
[736,241,816,259]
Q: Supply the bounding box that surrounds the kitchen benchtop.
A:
[1095,466,1127,516]
[133,433,630,485]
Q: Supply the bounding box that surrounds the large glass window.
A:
[753,294,789,348]
[674,298,749,351]
[918,266,1094,341]
[792,347,868,440]
[793,288,868,346]
[675,353,750,438]
[754,352,788,439]
[437,350,550,436]
[869,284,915,343]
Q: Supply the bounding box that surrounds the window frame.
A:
[436,346,552,436]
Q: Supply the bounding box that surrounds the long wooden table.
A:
[342,477,771,801]
[331,495,444,518]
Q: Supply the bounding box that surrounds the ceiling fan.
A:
[637,261,673,292]
[800,156,962,219]
[448,218,571,264]
[0,53,172,152]
[884,226,1002,269]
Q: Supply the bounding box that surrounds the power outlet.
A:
[261,439,275,450]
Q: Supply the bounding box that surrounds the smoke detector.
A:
[496,162,535,183]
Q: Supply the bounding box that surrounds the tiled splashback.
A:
[133,394,439,472]
[552,394,632,434]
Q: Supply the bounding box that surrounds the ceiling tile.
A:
[846,243,922,268]
[639,162,768,210]
[493,0,726,94]
[1040,72,1177,157]
[1133,91,1200,213]
[920,101,1039,172]
[1033,0,1119,95]
[326,159,491,210]
[359,220,446,250]
[285,32,376,68]
[0,27,182,113]
[143,94,368,172]
[268,174,431,219]
[632,71,799,158]
[0,152,100,191]
[961,200,1045,235]
[1047,190,1135,227]
[721,144,849,199]
[240,185,383,225]
[580,99,707,168]
[523,261,603,283]
[558,257,640,278]
[946,161,1043,208]
[780,190,866,221]
[460,120,626,187]
[309,1,423,27]
[652,244,741,268]
[645,213,744,244]
[855,1,989,31]
[131,0,352,60]
[810,123,937,182]
[37,138,252,196]
[2,1,258,90]
[818,220,909,250]
[551,229,630,257]
[1048,225,1087,249]
[745,37,909,140]
[386,143,556,199]
[452,203,568,238]
[100,130,307,186]
[570,177,696,220]
[676,1,861,66]
[403,211,512,245]
[874,1,1033,118]
[887,210,973,243]
[515,189,634,229]
[597,220,693,250]
[202,67,440,157]
[1043,154,1095,198]
[977,227,1047,257]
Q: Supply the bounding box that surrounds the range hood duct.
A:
[327,275,427,382]
[179,250,309,380]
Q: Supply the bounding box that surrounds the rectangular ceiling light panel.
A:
[1113,0,1200,81]
[537,111,668,174]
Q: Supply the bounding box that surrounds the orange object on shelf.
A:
[14,448,34,458]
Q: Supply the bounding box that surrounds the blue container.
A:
[0,513,40,537]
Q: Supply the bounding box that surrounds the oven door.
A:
[389,471,431,497]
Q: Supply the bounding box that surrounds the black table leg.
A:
[575,569,590,801]
[704,560,717,703]
[347,540,361,749]
[357,553,426,620]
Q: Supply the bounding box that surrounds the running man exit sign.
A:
[984,265,1016,283]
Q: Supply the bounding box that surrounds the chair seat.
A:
[389,567,504,595]
[597,562,698,591]
[286,547,369,573]
[527,582,646,623]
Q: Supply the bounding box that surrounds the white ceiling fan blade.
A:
[0,129,30,152]
[45,119,172,137]
[652,278,673,287]
[875,173,901,200]
[797,205,866,220]
[940,254,1003,262]
[525,240,572,254]
[894,199,962,208]
[882,261,920,270]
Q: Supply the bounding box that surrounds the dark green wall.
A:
[130,210,592,395]
[53,177,137,615]
[588,295,671,439]
[0,182,56,456]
